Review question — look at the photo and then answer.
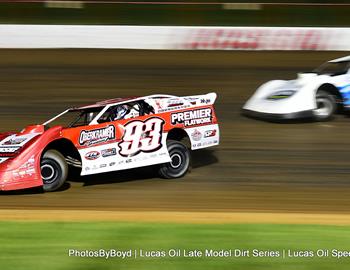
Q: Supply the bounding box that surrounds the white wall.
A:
[0,25,348,50]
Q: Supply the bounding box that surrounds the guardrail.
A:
[0,25,348,50]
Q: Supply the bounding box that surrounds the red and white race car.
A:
[0,93,220,191]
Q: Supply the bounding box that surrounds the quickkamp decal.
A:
[101,148,117,158]
[79,125,116,146]
[119,117,164,157]
[171,108,212,127]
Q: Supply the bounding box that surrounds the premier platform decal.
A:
[171,108,212,127]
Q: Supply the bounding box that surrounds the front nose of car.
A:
[0,157,42,191]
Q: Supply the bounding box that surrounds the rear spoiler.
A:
[145,92,218,113]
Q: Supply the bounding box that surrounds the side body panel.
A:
[62,104,219,176]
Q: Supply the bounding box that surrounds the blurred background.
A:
[0,0,349,26]
[1,1,350,270]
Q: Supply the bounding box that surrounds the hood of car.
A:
[274,72,320,91]
[0,125,44,158]
[296,72,319,85]
[274,79,300,91]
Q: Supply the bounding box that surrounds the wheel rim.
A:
[41,160,60,185]
[41,164,55,180]
[170,153,182,169]
[314,96,333,117]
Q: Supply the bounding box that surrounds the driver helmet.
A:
[87,112,95,123]
[114,105,129,120]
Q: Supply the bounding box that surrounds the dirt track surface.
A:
[2,210,350,225]
[1,50,350,218]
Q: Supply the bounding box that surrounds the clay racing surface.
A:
[0,50,350,222]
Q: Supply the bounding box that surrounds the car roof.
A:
[75,97,138,110]
[329,55,350,63]
[72,94,176,110]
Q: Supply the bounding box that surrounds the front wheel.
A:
[313,90,336,121]
[158,140,190,179]
[41,150,68,192]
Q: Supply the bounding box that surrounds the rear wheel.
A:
[158,140,190,179]
[41,150,68,192]
[313,90,336,121]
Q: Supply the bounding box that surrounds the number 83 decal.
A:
[119,117,165,157]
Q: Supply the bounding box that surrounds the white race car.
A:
[243,55,350,121]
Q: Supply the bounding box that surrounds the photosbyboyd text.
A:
[68,248,350,260]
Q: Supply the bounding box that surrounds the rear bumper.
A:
[242,109,314,121]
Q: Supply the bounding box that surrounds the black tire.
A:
[313,90,336,121]
[41,150,68,192]
[158,140,190,179]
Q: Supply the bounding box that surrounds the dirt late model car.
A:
[243,55,350,121]
[0,93,219,192]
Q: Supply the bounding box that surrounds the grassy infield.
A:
[1,221,350,269]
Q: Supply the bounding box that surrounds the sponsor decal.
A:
[155,100,163,110]
[3,137,26,145]
[204,129,217,138]
[1,134,39,148]
[85,151,100,160]
[109,162,116,167]
[0,147,19,153]
[12,156,35,180]
[119,117,164,157]
[158,104,190,113]
[200,98,211,104]
[192,139,219,148]
[183,28,325,51]
[194,142,202,148]
[191,129,202,141]
[79,125,115,146]
[171,108,212,127]
[92,165,98,170]
[167,98,184,107]
[101,148,117,158]
[0,157,9,163]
